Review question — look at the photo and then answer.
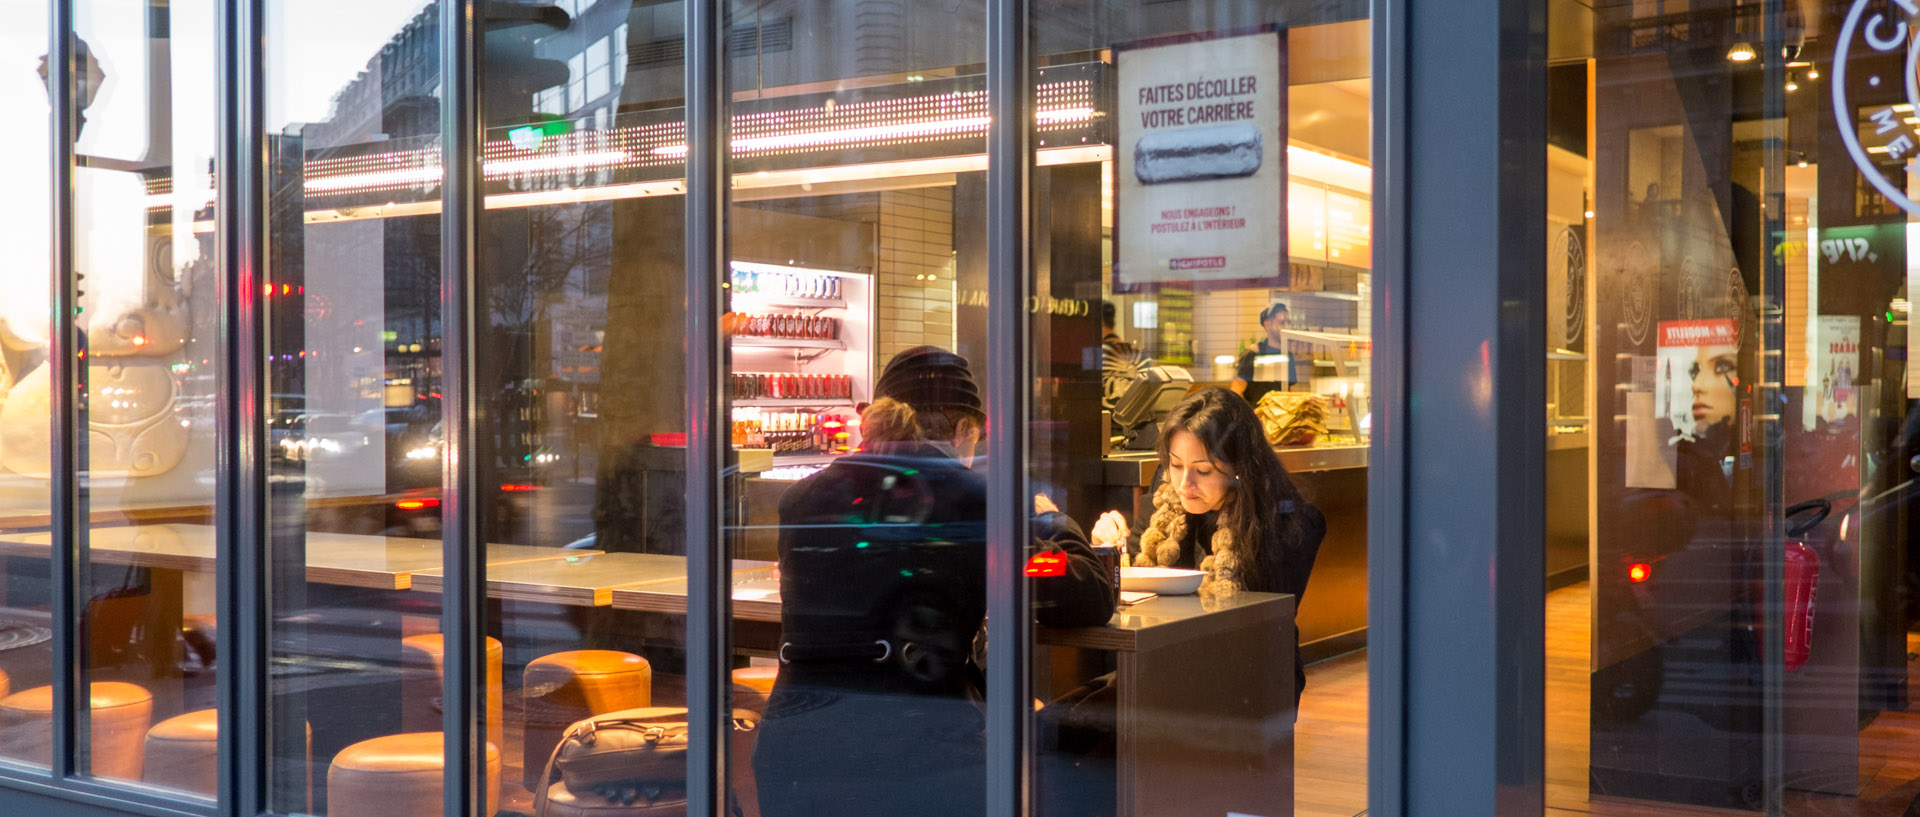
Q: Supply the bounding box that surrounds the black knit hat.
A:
[874,345,983,421]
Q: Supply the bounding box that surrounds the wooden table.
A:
[1043,592,1296,817]
[0,524,594,589]
[413,553,776,606]
[613,576,1296,817]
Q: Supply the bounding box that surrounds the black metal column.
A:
[1369,0,1547,815]
[216,0,269,812]
[47,0,86,782]
[441,1,486,816]
[685,0,731,812]
[983,0,1033,813]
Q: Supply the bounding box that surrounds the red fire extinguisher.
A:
[1781,539,1818,672]
[1773,500,1828,673]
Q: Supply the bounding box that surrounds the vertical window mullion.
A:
[983,0,1033,814]
[47,0,85,782]
[1366,2,1408,815]
[215,0,270,812]
[684,0,730,812]
[440,1,485,816]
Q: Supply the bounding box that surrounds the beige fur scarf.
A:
[1132,483,1245,597]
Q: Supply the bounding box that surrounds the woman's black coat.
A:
[752,442,1114,817]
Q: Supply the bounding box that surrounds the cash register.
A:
[1111,366,1194,450]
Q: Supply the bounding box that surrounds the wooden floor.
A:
[1293,581,1920,817]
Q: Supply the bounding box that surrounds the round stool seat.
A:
[144,709,217,794]
[0,681,152,778]
[526,650,653,709]
[400,633,503,737]
[328,732,499,817]
[730,666,777,695]
[523,650,651,790]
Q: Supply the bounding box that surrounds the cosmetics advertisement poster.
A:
[1114,29,1286,292]
[1628,318,1738,488]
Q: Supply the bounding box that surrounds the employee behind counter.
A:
[1231,302,1296,405]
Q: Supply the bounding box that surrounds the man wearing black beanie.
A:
[870,345,986,464]
[753,345,1114,817]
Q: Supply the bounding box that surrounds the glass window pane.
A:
[0,0,54,782]
[721,0,991,814]
[478,2,692,816]
[265,1,445,813]
[1028,8,1372,817]
[27,0,224,792]
[1551,3,1920,815]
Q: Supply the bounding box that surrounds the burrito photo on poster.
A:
[1132,122,1263,184]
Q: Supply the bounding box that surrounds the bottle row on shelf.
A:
[731,268,843,300]
[725,312,840,340]
[732,372,854,401]
[730,407,853,455]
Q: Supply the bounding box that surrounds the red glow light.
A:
[1628,563,1652,583]
[500,484,538,492]
[1024,550,1069,577]
[395,498,441,510]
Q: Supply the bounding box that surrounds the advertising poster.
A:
[1628,318,1738,488]
[1114,29,1286,291]
[1654,318,1740,440]
[1814,315,1860,426]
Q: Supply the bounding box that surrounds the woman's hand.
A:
[1090,510,1129,547]
[1033,493,1060,515]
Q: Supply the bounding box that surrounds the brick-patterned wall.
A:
[875,187,957,361]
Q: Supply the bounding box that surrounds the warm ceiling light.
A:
[1806,65,1820,80]
[1785,71,1799,92]
[1727,42,1757,62]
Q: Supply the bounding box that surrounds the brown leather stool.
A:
[143,709,217,794]
[400,633,503,739]
[328,732,500,817]
[522,650,651,790]
[730,666,777,696]
[0,681,152,778]
[143,710,314,803]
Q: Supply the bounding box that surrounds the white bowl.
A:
[1120,566,1204,595]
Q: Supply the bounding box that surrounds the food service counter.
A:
[1096,442,1369,661]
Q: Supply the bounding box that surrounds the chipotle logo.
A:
[1835,0,1920,216]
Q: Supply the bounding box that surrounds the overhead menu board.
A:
[1114,28,1287,292]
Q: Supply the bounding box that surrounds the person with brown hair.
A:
[1092,386,1324,694]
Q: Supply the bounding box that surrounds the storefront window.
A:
[71,0,221,790]
[265,1,448,812]
[478,0,694,814]
[1023,7,1370,817]
[1551,1,1920,813]
[0,0,1402,814]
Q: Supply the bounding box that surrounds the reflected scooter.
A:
[1594,495,1830,725]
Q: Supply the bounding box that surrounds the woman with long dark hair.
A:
[1093,387,1324,691]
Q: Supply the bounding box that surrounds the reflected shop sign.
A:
[1835,0,1920,215]
[1832,5,1920,396]
[1114,28,1287,292]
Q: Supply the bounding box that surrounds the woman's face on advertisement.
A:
[1166,430,1236,514]
[1690,345,1738,426]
